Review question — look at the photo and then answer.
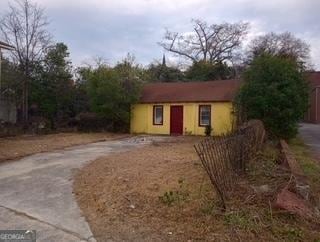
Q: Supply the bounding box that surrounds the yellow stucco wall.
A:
[130,102,234,136]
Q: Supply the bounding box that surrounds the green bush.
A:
[76,112,111,132]
[185,60,234,81]
[236,55,309,139]
[84,66,142,132]
[205,125,212,136]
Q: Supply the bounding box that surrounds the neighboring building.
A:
[305,72,320,124]
[0,41,16,123]
[0,96,16,123]
[130,80,241,136]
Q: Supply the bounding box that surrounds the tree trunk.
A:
[22,75,29,129]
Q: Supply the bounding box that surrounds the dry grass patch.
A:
[289,138,320,184]
[0,132,126,162]
[289,138,320,206]
[74,137,320,242]
[74,137,220,241]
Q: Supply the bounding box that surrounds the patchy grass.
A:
[247,141,289,185]
[74,137,320,242]
[159,179,190,206]
[289,137,320,188]
[223,210,257,231]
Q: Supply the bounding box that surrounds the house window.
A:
[199,105,211,126]
[153,105,163,125]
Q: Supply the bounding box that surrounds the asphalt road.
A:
[299,123,320,160]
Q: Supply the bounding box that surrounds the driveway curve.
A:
[299,123,320,160]
[0,136,167,242]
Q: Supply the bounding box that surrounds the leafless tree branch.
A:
[247,32,310,64]
[0,0,52,124]
[159,19,249,64]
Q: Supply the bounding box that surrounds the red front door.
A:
[170,106,183,135]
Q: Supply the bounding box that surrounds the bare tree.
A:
[159,19,249,64]
[248,32,310,65]
[0,0,52,125]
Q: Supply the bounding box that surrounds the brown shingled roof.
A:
[139,79,241,103]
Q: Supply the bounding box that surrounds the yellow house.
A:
[131,80,241,136]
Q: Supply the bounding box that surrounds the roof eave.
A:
[138,100,234,104]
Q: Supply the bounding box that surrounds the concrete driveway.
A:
[299,123,320,160]
[0,136,166,242]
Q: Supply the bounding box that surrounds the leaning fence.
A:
[194,120,265,209]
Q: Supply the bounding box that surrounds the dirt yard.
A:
[0,132,127,162]
[74,137,320,242]
[74,137,217,241]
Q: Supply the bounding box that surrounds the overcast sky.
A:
[1,0,319,69]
